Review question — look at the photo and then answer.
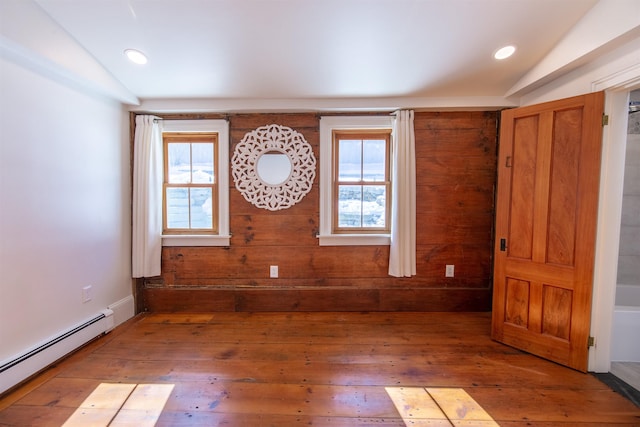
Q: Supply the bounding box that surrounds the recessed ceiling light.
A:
[124,49,148,65]
[494,45,516,60]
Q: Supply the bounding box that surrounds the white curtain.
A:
[388,110,416,277]
[132,115,163,278]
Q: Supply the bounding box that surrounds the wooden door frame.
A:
[589,68,640,372]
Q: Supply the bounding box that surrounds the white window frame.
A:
[318,116,394,246]
[161,120,230,247]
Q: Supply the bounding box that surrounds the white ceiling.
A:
[30,0,600,105]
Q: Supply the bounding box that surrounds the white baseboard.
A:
[0,311,111,394]
[108,295,135,329]
[0,294,135,395]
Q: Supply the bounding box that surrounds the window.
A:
[163,133,217,233]
[333,131,391,232]
[161,120,230,246]
[319,116,394,246]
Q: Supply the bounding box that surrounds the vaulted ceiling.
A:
[3,0,638,110]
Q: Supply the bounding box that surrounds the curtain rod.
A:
[134,112,230,121]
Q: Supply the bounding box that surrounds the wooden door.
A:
[491,92,604,372]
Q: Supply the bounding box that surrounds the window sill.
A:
[162,235,231,247]
[317,234,390,246]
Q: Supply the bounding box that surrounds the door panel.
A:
[492,92,604,372]
[508,115,537,260]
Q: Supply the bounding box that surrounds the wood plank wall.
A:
[140,111,498,312]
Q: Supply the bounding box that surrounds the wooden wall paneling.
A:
[230,213,319,246]
[229,113,320,130]
[162,246,390,283]
[378,288,492,311]
[416,244,492,286]
[144,111,498,312]
[229,186,320,216]
[141,288,493,312]
[143,287,236,312]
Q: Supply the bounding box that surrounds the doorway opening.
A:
[609,88,640,391]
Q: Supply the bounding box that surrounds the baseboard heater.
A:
[0,309,114,395]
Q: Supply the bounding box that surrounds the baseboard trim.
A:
[142,287,492,312]
[108,295,135,327]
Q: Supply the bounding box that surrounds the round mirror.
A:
[257,152,292,185]
[232,124,316,211]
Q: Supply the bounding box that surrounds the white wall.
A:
[507,0,640,99]
[0,56,133,362]
[518,35,640,106]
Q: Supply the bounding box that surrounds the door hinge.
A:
[588,336,595,347]
[499,238,507,252]
[602,114,609,126]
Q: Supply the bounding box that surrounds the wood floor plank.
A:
[110,384,174,427]
[160,382,399,418]
[62,408,123,427]
[109,324,494,346]
[1,312,639,426]
[8,378,104,408]
[425,388,497,425]
[71,382,135,409]
[153,412,407,426]
[55,350,614,391]
[62,383,136,427]
[90,341,519,363]
[56,360,591,392]
[0,406,75,427]
[142,313,216,324]
[385,387,451,423]
[468,386,640,424]
[496,424,640,427]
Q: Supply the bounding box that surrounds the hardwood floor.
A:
[1,312,639,426]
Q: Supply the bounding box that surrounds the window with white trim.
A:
[161,120,230,247]
[319,116,394,246]
[163,132,218,233]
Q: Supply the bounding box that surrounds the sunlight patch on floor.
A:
[385,387,499,426]
[62,383,174,427]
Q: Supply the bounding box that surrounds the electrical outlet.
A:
[82,285,92,303]
[270,265,279,278]
[445,265,455,278]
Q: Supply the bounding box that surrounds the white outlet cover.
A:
[270,265,278,278]
[82,285,92,302]
[445,265,455,277]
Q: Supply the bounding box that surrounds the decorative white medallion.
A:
[232,124,316,211]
